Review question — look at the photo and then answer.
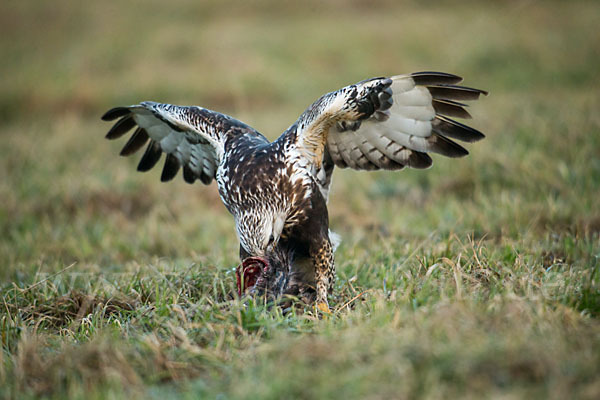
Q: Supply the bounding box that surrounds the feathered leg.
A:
[312,238,334,313]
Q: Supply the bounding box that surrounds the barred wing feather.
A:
[326,72,487,171]
[101,102,261,185]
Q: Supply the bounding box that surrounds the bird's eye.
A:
[268,235,275,245]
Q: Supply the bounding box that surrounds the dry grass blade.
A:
[19,262,77,293]
[334,290,371,313]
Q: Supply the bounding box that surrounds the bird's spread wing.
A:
[288,71,487,198]
[101,102,262,185]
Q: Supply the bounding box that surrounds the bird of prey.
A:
[101,71,487,312]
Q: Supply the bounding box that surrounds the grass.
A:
[1,0,599,398]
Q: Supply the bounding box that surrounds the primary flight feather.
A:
[101,71,487,311]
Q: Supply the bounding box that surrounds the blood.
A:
[235,257,269,296]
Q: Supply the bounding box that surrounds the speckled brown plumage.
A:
[101,71,487,310]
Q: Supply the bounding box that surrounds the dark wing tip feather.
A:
[432,99,472,119]
[433,116,486,143]
[411,71,463,85]
[199,172,213,185]
[182,165,197,184]
[407,151,433,169]
[101,107,130,121]
[440,99,469,107]
[431,133,469,158]
[120,128,150,156]
[426,85,488,101]
[105,116,136,140]
[137,141,162,172]
[160,154,180,182]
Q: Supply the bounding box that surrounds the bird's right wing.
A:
[101,102,264,184]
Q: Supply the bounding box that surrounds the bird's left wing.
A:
[285,72,487,200]
[101,102,263,185]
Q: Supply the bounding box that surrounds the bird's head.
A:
[235,210,290,297]
[236,210,286,257]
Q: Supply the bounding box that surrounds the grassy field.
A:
[1,0,599,398]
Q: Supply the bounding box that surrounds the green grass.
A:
[1,0,599,398]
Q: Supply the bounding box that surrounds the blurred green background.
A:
[1,1,599,398]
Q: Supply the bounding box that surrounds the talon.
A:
[317,301,331,314]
